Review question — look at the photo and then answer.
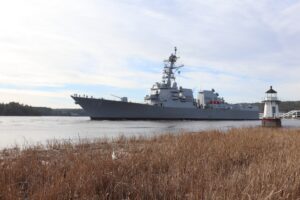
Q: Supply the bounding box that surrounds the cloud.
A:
[0,0,300,107]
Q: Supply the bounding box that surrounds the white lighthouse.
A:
[262,86,281,127]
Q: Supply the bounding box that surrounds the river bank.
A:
[1,127,300,199]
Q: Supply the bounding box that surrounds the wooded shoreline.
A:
[1,101,300,116]
[0,102,86,116]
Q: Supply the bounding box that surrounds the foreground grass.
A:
[1,128,300,199]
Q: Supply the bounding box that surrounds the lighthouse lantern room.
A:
[262,86,281,127]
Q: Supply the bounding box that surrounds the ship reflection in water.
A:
[1,117,300,149]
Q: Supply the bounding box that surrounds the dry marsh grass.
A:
[1,127,300,199]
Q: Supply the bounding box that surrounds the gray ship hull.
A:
[72,96,259,120]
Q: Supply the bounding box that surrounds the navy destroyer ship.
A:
[71,48,259,120]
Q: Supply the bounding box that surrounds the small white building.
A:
[262,86,281,127]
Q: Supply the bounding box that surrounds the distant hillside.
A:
[0,102,86,116]
[253,101,300,113]
[1,101,299,116]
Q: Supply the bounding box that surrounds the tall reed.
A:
[1,127,300,199]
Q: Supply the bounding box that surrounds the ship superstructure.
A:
[71,48,259,120]
[144,47,194,108]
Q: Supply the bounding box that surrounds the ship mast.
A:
[163,47,183,88]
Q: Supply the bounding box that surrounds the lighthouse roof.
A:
[266,86,277,94]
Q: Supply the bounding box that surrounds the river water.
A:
[0,117,300,149]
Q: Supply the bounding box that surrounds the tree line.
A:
[254,101,300,113]
[1,101,300,116]
[0,102,86,116]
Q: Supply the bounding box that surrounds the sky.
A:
[0,0,300,108]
